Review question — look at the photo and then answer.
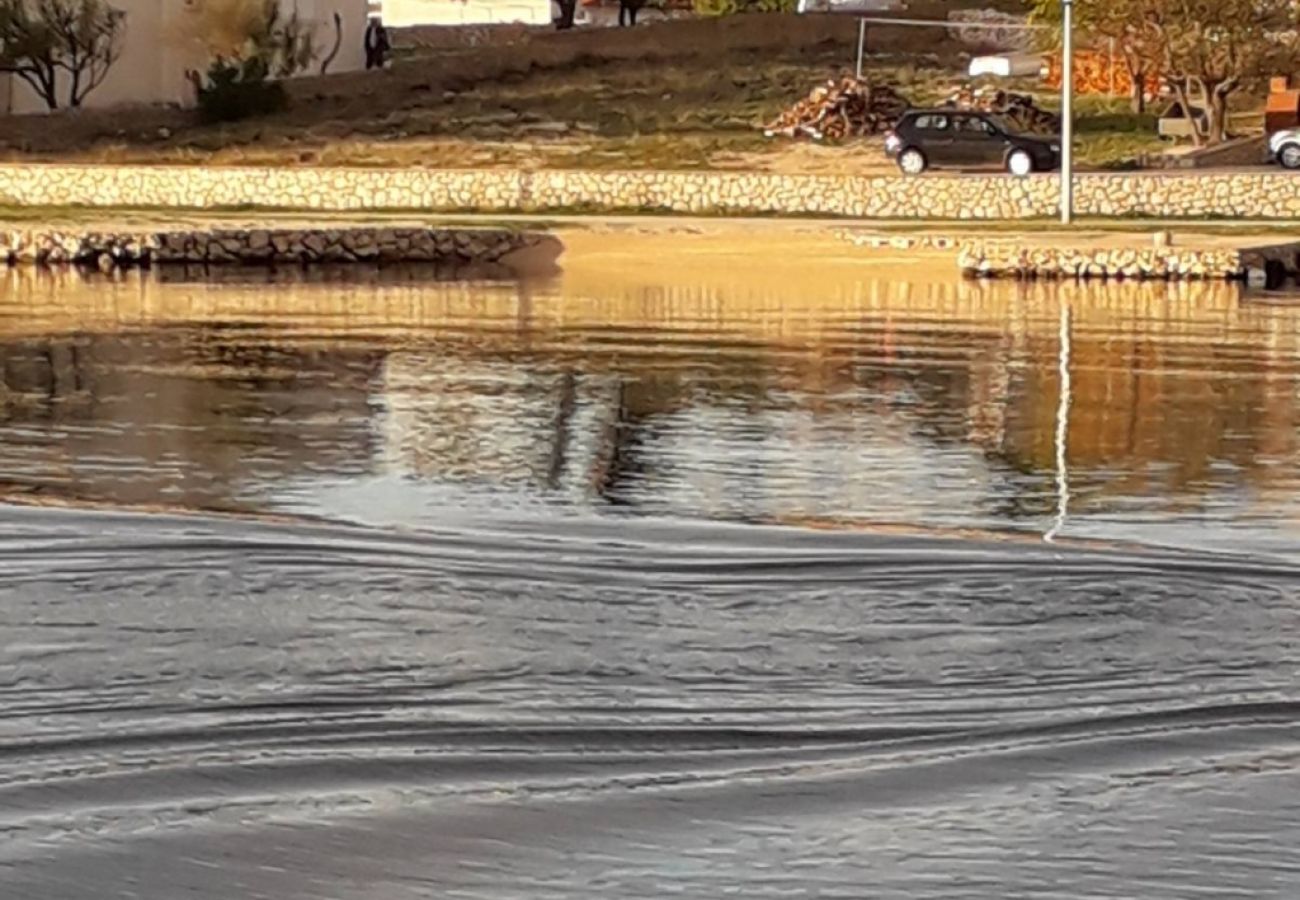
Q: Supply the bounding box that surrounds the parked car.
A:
[1268,129,1300,169]
[884,109,1060,176]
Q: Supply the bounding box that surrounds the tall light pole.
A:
[1060,0,1074,225]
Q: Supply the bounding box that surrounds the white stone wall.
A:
[1,165,1299,219]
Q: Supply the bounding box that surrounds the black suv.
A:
[884,110,1060,176]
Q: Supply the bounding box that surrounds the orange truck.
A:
[1266,76,1300,133]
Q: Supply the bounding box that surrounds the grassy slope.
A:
[0,10,1231,173]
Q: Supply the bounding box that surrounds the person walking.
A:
[364,18,391,71]
[618,0,642,27]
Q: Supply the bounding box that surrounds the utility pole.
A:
[1060,0,1074,225]
[856,19,867,79]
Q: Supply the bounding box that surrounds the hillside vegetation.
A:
[0,11,1204,172]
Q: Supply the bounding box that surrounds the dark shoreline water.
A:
[2,266,1299,897]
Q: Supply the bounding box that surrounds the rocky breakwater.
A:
[957,239,1247,281]
[0,227,561,273]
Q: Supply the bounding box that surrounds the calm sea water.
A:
[2,262,1299,898]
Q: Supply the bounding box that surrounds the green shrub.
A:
[692,0,796,16]
[196,57,288,123]
[189,1,317,123]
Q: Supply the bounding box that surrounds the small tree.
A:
[0,0,125,110]
[1152,0,1300,145]
[174,0,318,122]
[177,0,316,78]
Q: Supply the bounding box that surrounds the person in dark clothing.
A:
[618,0,643,27]
[364,18,391,70]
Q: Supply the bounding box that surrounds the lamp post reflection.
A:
[1046,300,1072,543]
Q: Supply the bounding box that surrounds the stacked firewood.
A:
[764,78,912,142]
[944,84,1061,135]
[1042,51,1161,99]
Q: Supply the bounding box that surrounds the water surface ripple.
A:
[1,266,1299,898]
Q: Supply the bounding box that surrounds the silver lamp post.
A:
[1060,0,1074,224]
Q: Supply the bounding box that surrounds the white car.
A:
[1268,129,1300,169]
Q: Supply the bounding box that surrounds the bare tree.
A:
[0,0,125,110]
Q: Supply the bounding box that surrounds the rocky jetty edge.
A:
[0,227,562,273]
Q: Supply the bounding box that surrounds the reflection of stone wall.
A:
[2,165,1298,219]
[0,330,383,509]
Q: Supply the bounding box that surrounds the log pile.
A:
[764,77,911,142]
[944,84,1061,135]
[1042,51,1161,99]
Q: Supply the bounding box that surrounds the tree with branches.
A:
[0,0,125,110]
[173,0,318,122]
[1030,0,1163,114]
[1152,0,1300,145]
[1033,0,1300,145]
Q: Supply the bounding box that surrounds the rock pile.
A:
[0,227,552,270]
[945,85,1060,135]
[764,77,911,142]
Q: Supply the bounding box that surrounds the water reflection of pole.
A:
[1046,301,1072,543]
[546,371,577,491]
[591,380,636,505]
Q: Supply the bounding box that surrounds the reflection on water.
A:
[3,264,1299,549]
[3,261,1300,900]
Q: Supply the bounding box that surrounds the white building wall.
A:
[290,0,369,75]
[379,0,553,27]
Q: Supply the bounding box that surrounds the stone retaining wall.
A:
[0,226,557,270]
[957,240,1248,281]
[2,166,1300,219]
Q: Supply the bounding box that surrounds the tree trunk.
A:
[16,67,60,111]
[1169,79,1203,148]
[1206,87,1230,146]
[1128,70,1146,114]
[1121,49,1145,115]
